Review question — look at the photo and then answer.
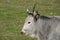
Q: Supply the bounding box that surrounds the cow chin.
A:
[29,34,36,38]
[23,33,29,36]
[24,33,36,38]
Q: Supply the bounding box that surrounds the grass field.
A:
[0,0,60,40]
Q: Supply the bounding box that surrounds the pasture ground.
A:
[0,0,60,40]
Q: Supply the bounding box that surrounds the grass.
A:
[0,0,60,40]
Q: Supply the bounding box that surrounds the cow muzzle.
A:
[21,32,25,35]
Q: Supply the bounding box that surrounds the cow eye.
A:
[28,22,31,24]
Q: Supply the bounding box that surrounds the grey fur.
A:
[21,3,60,40]
[35,16,60,40]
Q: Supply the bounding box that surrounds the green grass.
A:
[0,0,60,40]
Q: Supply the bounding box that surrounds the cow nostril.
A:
[21,32,23,34]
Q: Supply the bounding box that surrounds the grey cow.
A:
[21,4,60,40]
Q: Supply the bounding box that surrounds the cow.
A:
[21,4,60,40]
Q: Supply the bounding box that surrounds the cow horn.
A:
[32,3,38,16]
[32,3,37,12]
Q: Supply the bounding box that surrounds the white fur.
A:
[22,16,36,38]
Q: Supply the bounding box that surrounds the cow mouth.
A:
[21,32,36,38]
[21,32,28,36]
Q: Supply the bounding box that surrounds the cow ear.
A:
[33,11,37,16]
[33,11,40,21]
[26,9,33,16]
[33,11,39,16]
[27,9,30,13]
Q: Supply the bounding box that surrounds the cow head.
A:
[21,3,40,38]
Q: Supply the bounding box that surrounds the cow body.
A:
[35,16,60,40]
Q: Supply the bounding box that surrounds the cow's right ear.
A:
[33,11,37,16]
[33,11,40,21]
